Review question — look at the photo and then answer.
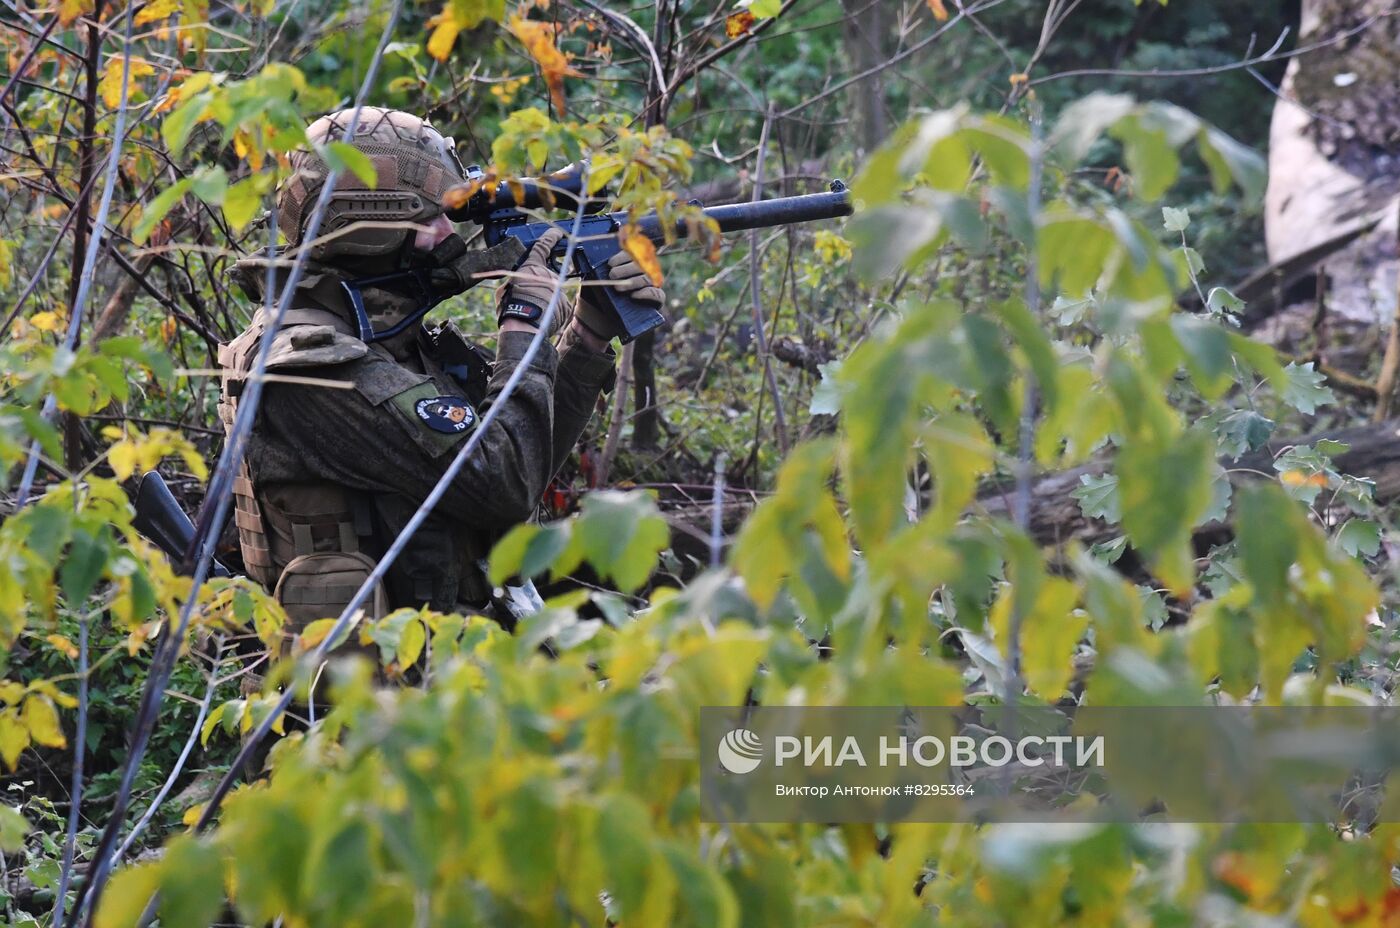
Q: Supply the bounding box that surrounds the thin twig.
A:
[1028,10,1396,86]
[709,453,727,571]
[748,103,789,456]
[14,5,137,507]
[52,619,88,926]
[111,639,223,864]
[1008,104,1044,694]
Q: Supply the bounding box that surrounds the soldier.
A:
[217,107,663,627]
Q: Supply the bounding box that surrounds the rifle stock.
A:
[131,471,232,579]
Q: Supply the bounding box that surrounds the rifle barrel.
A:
[630,185,852,242]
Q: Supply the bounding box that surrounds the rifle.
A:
[443,166,854,343]
[130,471,232,579]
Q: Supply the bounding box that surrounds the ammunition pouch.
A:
[273,550,387,635]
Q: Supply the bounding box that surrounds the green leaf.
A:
[574,491,670,593]
[0,804,30,852]
[1205,286,1244,318]
[1162,206,1190,232]
[189,166,228,205]
[1202,467,1233,525]
[94,861,162,928]
[1071,473,1120,523]
[1112,117,1180,200]
[1049,92,1137,166]
[1090,535,1128,564]
[134,178,192,244]
[597,794,675,924]
[161,94,211,156]
[749,0,782,17]
[1170,315,1233,399]
[1138,585,1169,631]
[1197,126,1267,201]
[1182,246,1205,277]
[1213,409,1275,459]
[61,528,107,606]
[222,176,264,231]
[661,843,738,928]
[1281,362,1336,415]
[323,142,378,189]
[1236,483,1298,605]
[488,522,572,586]
[158,836,224,928]
[808,361,843,416]
[1118,428,1215,594]
[1336,520,1381,558]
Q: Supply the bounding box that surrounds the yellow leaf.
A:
[22,694,65,749]
[160,316,177,344]
[98,56,155,110]
[619,226,663,287]
[29,680,77,708]
[298,617,338,649]
[0,682,23,706]
[1280,469,1328,488]
[926,0,949,21]
[442,175,487,210]
[725,10,755,37]
[182,802,205,827]
[426,6,462,62]
[133,0,179,25]
[0,712,27,770]
[57,0,93,25]
[46,635,79,659]
[30,311,63,333]
[508,14,579,115]
[1008,72,1029,86]
[109,440,139,480]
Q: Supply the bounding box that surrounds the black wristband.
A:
[498,299,544,327]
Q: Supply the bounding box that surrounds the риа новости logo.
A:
[718,729,764,774]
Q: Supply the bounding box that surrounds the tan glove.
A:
[574,251,666,341]
[495,228,571,337]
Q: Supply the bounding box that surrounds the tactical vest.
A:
[217,305,389,631]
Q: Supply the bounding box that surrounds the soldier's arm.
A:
[257,330,559,530]
[549,325,616,476]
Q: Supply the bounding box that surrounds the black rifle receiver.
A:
[131,471,232,579]
[444,165,854,343]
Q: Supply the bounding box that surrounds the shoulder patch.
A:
[414,395,477,434]
[386,381,477,458]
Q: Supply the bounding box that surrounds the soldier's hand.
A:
[574,251,666,342]
[495,227,571,337]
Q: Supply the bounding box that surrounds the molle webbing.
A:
[217,315,374,592]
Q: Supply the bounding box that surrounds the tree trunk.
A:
[841,0,889,154]
[976,418,1400,546]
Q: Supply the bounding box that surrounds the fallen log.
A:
[976,418,1400,546]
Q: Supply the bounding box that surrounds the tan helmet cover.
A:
[277,107,466,262]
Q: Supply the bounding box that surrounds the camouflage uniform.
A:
[217,108,616,623]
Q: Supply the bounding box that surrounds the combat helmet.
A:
[277,106,466,265]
